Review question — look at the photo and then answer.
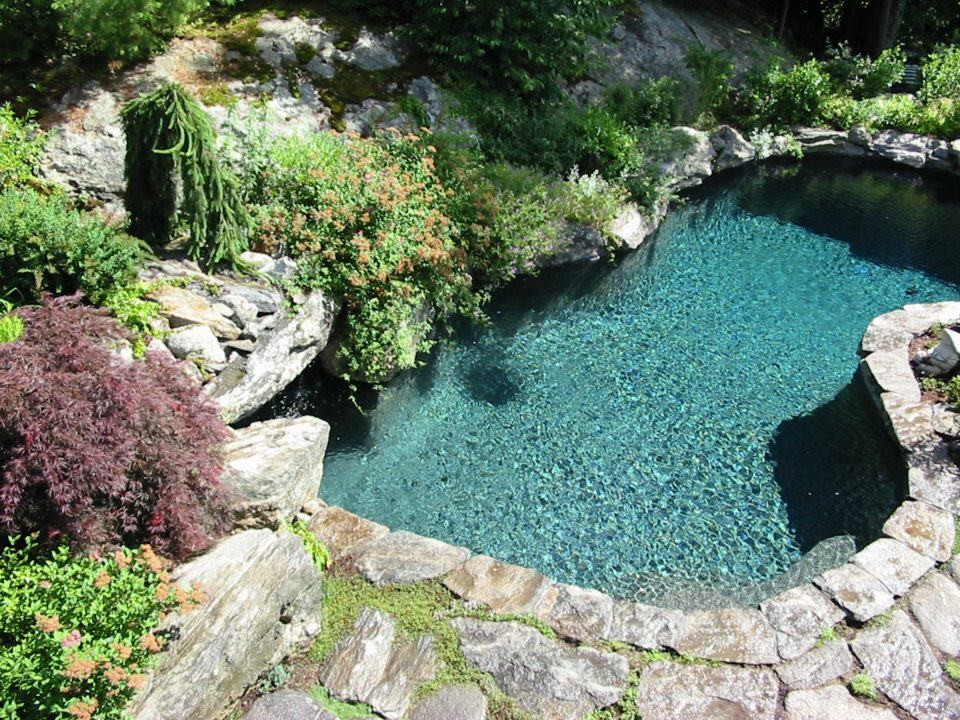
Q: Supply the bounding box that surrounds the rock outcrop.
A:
[221,416,330,528]
[131,530,324,720]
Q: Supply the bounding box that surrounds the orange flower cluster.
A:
[66,699,98,720]
[35,613,61,633]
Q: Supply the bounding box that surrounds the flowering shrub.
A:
[0,297,234,559]
[250,130,478,381]
[0,537,202,720]
[0,188,144,305]
[0,104,44,189]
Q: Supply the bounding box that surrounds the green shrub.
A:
[0,537,202,720]
[52,0,209,61]
[0,105,45,189]
[249,130,478,381]
[602,79,683,129]
[401,0,617,94]
[684,45,734,122]
[739,59,833,130]
[822,45,906,99]
[0,188,144,305]
[920,45,960,101]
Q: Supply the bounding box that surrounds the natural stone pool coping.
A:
[302,300,960,719]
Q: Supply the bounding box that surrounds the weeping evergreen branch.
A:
[120,83,249,270]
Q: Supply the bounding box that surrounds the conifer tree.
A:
[121,83,249,270]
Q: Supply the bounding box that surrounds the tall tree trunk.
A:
[778,0,790,39]
[874,0,894,55]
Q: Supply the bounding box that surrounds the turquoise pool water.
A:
[260,158,960,606]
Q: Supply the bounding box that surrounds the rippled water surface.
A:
[260,158,960,606]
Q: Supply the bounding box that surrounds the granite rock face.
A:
[774,641,854,690]
[711,125,756,170]
[673,608,779,665]
[165,324,227,364]
[442,555,555,615]
[759,584,845,661]
[908,571,960,656]
[633,661,779,720]
[221,417,330,529]
[850,538,934,596]
[607,601,682,650]
[318,608,437,720]
[883,500,956,562]
[851,610,960,720]
[131,530,324,720]
[209,292,338,423]
[149,285,242,341]
[409,685,488,720]
[308,505,390,562]
[814,564,894,622]
[543,583,615,643]
[784,685,899,720]
[354,531,470,585]
[452,618,629,720]
[244,691,335,720]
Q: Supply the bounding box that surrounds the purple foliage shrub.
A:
[0,296,234,559]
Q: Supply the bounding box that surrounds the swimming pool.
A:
[260,158,960,606]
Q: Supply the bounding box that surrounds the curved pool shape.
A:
[260,158,960,607]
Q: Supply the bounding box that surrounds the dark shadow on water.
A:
[768,374,907,554]
[713,156,960,290]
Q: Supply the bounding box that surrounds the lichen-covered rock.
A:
[908,442,960,514]
[244,691,335,720]
[353,531,470,585]
[318,608,437,720]
[209,292,338,423]
[658,127,716,190]
[308,505,390,562]
[673,608,779,665]
[409,684,488,720]
[606,600,682,650]
[452,618,629,720]
[542,583,614,643]
[711,125,756,170]
[131,530,324,720]
[221,417,330,529]
[335,29,404,71]
[633,661,779,720]
[814,563,894,623]
[165,324,227,364]
[759,584,844,661]
[148,285,242,341]
[774,641,854,690]
[851,610,960,720]
[850,538,934,596]
[442,555,554,615]
[907,571,960,656]
[883,500,956,562]
[784,685,898,720]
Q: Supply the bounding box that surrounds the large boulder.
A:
[658,127,716,190]
[451,618,629,719]
[353,531,470,585]
[209,292,338,423]
[148,285,243,341]
[221,417,330,529]
[131,530,324,720]
[711,125,756,170]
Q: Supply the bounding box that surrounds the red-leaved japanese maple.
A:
[0,296,234,560]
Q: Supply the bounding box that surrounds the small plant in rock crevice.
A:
[849,672,879,700]
[946,658,960,684]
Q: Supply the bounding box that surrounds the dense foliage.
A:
[122,83,250,271]
[735,46,960,138]
[0,538,200,720]
[0,297,234,559]
[242,126,626,381]
[0,188,144,305]
[0,105,44,189]
[400,0,616,93]
[0,0,209,70]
